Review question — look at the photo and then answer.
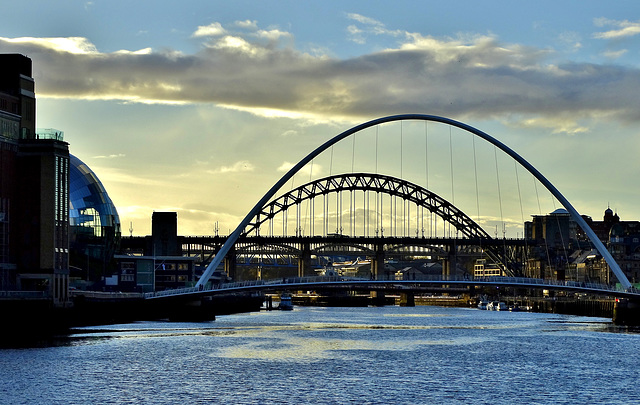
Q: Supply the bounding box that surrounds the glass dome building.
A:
[69,154,121,284]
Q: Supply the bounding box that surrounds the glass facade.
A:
[69,154,121,283]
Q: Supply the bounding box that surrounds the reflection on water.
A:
[1,305,639,404]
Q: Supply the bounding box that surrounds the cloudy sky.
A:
[2,1,639,236]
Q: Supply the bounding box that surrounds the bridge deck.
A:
[144,276,640,300]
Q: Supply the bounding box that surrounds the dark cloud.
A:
[2,34,639,127]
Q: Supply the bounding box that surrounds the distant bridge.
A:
[145,275,640,300]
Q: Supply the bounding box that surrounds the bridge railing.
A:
[144,275,639,299]
[0,290,48,299]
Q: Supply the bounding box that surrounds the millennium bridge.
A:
[124,114,639,324]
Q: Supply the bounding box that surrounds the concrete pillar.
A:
[369,244,387,305]
[442,243,456,279]
[298,241,312,277]
[371,243,386,280]
[399,292,415,307]
[370,290,386,306]
[613,298,640,326]
[224,246,237,281]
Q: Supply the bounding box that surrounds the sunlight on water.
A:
[2,306,638,404]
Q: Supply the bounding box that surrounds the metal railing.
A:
[144,275,640,299]
[0,290,48,299]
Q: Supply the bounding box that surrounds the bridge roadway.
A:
[144,275,640,301]
[122,235,530,261]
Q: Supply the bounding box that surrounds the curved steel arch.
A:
[243,172,491,239]
[197,114,631,290]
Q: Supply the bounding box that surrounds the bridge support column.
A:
[370,290,386,306]
[371,243,386,280]
[298,241,312,278]
[399,293,415,307]
[370,243,386,306]
[613,298,640,326]
[442,243,456,279]
[224,246,237,281]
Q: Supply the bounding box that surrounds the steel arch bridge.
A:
[244,172,491,239]
[241,171,515,274]
[196,114,632,290]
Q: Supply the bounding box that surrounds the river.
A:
[1,305,639,404]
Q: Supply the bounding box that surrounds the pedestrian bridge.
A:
[148,114,636,302]
[144,275,640,300]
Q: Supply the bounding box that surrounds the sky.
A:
[2,1,639,237]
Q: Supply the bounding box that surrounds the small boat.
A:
[477,300,489,310]
[487,301,507,311]
[277,293,294,310]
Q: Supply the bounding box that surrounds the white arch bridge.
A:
[146,275,640,301]
[152,114,638,300]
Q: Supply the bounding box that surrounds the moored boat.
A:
[487,301,507,311]
[278,293,294,310]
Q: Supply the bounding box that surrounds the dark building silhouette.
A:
[0,54,70,306]
[525,207,640,285]
[152,211,179,256]
[115,212,196,292]
[586,207,640,283]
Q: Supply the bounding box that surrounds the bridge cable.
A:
[425,121,431,237]
[472,134,480,222]
[494,146,508,269]
[472,132,483,260]
[351,132,356,173]
[400,121,404,180]
[554,200,571,280]
[494,146,504,230]
[533,177,552,272]
[376,126,380,236]
[449,126,455,238]
[548,197,570,274]
[449,126,455,206]
[329,146,334,176]
[514,161,530,266]
[302,159,314,236]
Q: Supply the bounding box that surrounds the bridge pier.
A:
[224,246,237,281]
[399,292,415,307]
[371,243,386,280]
[613,298,640,326]
[298,241,312,277]
[370,243,387,305]
[442,243,456,279]
[370,291,386,306]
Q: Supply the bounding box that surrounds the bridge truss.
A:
[241,172,520,274]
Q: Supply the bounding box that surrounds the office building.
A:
[0,54,70,306]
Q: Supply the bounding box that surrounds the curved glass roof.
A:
[69,154,120,234]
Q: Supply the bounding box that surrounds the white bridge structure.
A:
[146,275,640,300]
[183,114,634,296]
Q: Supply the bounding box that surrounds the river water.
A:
[1,305,639,404]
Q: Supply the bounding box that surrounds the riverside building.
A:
[0,54,70,306]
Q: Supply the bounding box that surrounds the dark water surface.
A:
[1,306,639,404]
